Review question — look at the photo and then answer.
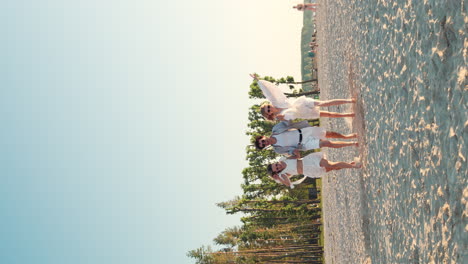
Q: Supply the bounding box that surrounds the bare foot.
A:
[350,161,362,168]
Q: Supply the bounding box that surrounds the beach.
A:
[315,0,467,263]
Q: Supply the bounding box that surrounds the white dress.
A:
[300,127,327,150]
[258,80,320,120]
[282,96,320,120]
[279,152,326,179]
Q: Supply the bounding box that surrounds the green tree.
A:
[187,246,215,264]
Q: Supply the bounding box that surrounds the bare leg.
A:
[304,4,318,11]
[316,99,355,107]
[319,158,361,171]
[320,111,355,118]
[319,140,358,148]
[325,131,358,139]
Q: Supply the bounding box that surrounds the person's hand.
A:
[249,73,258,80]
[293,149,301,158]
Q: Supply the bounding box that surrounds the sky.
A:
[1,1,302,263]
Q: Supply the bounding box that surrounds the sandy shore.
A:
[315,0,467,263]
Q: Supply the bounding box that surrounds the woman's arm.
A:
[276,114,286,121]
[288,149,301,159]
[279,174,294,188]
[297,159,304,175]
[271,174,290,187]
[270,175,283,185]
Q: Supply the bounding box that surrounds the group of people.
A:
[250,74,361,189]
[293,2,320,58]
[309,34,318,57]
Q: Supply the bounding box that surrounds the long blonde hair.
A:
[260,103,275,120]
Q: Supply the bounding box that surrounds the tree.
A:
[213,226,242,250]
[187,246,216,264]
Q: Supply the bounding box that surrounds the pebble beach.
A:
[315,0,467,263]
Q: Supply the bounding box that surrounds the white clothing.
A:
[281,96,320,120]
[273,130,301,148]
[258,80,290,108]
[301,152,326,178]
[272,126,326,151]
[279,158,299,175]
[257,80,320,120]
[279,152,326,179]
[301,127,326,149]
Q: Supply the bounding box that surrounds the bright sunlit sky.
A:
[1,1,302,263]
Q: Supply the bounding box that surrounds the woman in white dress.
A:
[250,75,355,121]
[267,152,361,188]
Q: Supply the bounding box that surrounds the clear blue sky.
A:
[1,1,302,263]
